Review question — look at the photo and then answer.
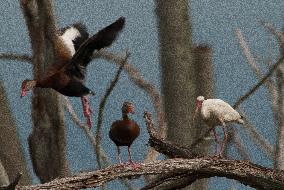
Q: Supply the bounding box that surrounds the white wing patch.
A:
[60,27,81,56]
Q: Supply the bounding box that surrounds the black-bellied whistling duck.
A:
[109,102,140,168]
[20,17,125,129]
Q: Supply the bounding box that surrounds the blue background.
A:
[0,0,283,189]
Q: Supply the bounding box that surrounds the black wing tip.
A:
[115,16,126,27]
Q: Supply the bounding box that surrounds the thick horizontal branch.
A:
[16,158,284,190]
[144,112,195,158]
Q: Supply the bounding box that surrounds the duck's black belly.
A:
[109,120,140,147]
[56,80,90,97]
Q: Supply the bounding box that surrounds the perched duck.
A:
[21,17,125,129]
[194,96,244,156]
[109,102,140,168]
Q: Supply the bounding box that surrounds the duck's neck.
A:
[122,112,129,120]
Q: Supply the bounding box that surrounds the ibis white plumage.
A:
[194,96,244,156]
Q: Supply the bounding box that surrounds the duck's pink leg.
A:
[81,96,93,129]
[127,146,141,169]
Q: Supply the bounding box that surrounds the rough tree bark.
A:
[0,81,31,185]
[193,45,214,154]
[0,160,9,186]
[20,0,70,182]
[191,45,214,188]
[155,1,208,189]
[275,31,284,169]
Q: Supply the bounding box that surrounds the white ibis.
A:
[194,96,244,156]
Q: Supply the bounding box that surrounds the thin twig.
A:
[0,53,32,63]
[233,56,284,109]
[240,112,274,158]
[62,96,110,164]
[95,51,130,168]
[231,128,250,160]
[235,28,276,95]
[235,28,279,114]
[260,21,284,45]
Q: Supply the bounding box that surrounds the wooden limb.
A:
[15,158,284,190]
[0,172,22,190]
[0,53,32,63]
[260,21,284,45]
[95,51,129,168]
[93,50,167,163]
[144,112,196,158]
[140,173,191,190]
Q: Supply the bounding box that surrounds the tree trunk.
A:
[155,1,207,190]
[20,0,70,182]
[193,45,214,153]
[0,81,31,185]
[275,37,284,169]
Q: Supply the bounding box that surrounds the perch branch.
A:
[95,51,129,168]
[12,112,284,190]
[15,158,284,190]
[143,112,196,158]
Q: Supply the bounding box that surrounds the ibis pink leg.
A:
[127,146,140,169]
[212,128,221,155]
[81,96,93,129]
[220,126,228,157]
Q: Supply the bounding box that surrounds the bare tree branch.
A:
[0,172,22,190]
[233,55,284,109]
[240,114,274,158]
[260,21,284,45]
[235,28,277,96]
[95,51,129,168]
[15,157,284,190]
[62,96,110,164]
[144,112,196,159]
[230,128,250,160]
[0,53,32,63]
